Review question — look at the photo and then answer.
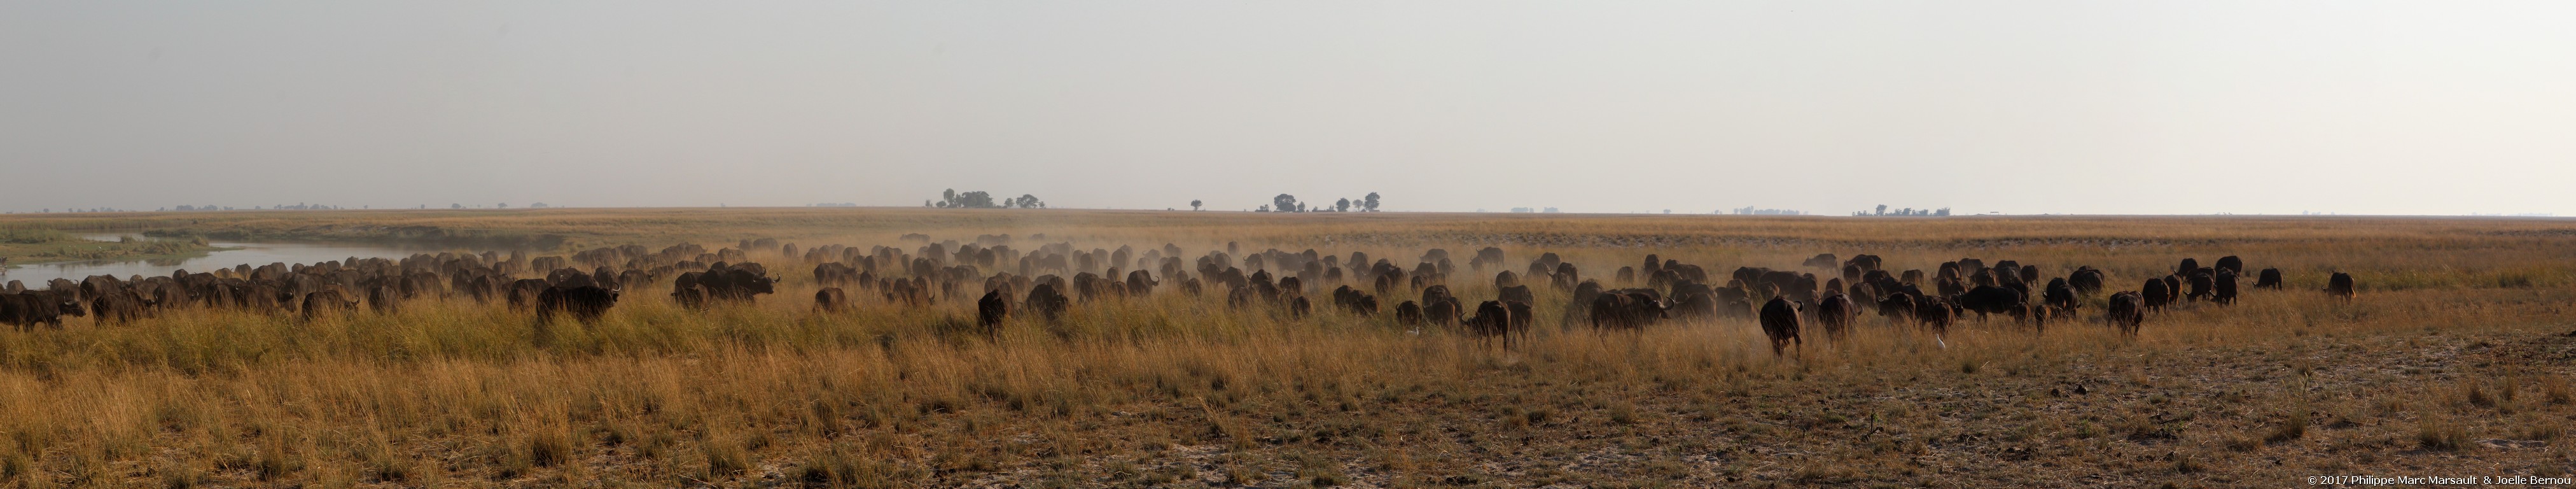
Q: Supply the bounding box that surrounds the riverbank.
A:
[0,228,226,271]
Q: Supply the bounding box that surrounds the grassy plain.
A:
[1,208,2574,488]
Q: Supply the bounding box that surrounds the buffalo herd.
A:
[0,237,2365,360]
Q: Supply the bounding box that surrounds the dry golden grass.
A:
[1,208,2573,488]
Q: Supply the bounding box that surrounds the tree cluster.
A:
[1727,206,1807,215]
[1255,192,1381,213]
[929,189,1044,209]
[1855,204,1949,216]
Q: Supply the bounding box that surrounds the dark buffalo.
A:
[1424,297,1461,326]
[2215,255,2244,276]
[978,289,1012,332]
[2325,273,2356,300]
[1758,297,1802,357]
[685,265,778,303]
[2161,275,2182,306]
[538,286,618,323]
[1589,292,1666,332]
[671,283,711,310]
[2068,267,2105,297]
[2185,269,2215,302]
[0,291,85,330]
[1955,286,2025,322]
[2043,278,2078,315]
[1125,270,1158,296]
[1877,292,1917,324]
[2212,269,2239,306]
[1504,301,1533,344]
[366,281,403,315]
[508,278,551,310]
[300,290,359,321]
[1498,285,1535,306]
[1395,301,1424,325]
[814,287,851,313]
[2141,278,2172,312]
[814,262,861,287]
[90,288,150,325]
[235,281,291,313]
[2107,291,2145,336]
[1802,253,1839,269]
[1420,285,1454,312]
[1024,283,1070,322]
[2255,268,2284,289]
[1464,301,1514,348]
[1331,286,1379,316]
[1666,282,1716,320]
[1915,297,1955,335]
[1845,254,1884,273]
[1815,294,1854,341]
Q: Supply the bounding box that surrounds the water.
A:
[1,235,453,287]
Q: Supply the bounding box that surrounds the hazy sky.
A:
[4,2,2572,215]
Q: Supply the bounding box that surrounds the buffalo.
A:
[683,264,778,303]
[2185,269,2215,302]
[1589,292,1666,332]
[1915,297,1956,335]
[2043,278,2078,315]
[1815,294,1854,341]
[1504,301,1533,344]
[300,290,359,321]
[2215,255,2244,276]
[2325,273,2356,300]
[1395,301,1424,326]
[1876,292,1917,324]
[814,262,861,287]
[2068,267,2105,297]
[814,287,851,313]
[2141,278,2173,312]
[0,291,85,330]
[1463,301,1514,348]
[1802,253,1839,270]
[1758,297,1802,357]
[89,288,150,324]
[1024,283,1070,322]
[978,289,1012,332]
[671,283,711,310]
[508,278,551,310]
[1424,297,1461,326]
[2212,269,2238,305]
[2107,292,2145,336]
[1331,286,1379,316]
[1955,286,2026,322]
[2255,268,2284,289]
[2161,275,2182,305]
[538,286,619,323]
[1125,270,1158,296]
[1498,285,1535,307]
